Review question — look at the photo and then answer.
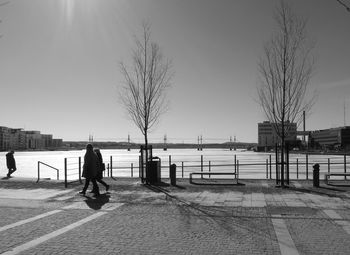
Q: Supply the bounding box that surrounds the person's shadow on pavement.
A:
[84,193,110,210]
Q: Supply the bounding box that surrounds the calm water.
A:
[0,149,348,180]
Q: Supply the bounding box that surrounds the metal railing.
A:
[107,153,348,181]
[64,157,82,188]
[37,152,348,187]
[37,161,60,183]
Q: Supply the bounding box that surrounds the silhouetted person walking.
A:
[79,144,100,196]
[94,148,110,192]
[6,150,16,178]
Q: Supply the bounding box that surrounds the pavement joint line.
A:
[323,209,350,235]
[53,195,74,201]
[0,188,75,200]
[0,210,62,233]
[62,202,124,211]
[1,211,107,255]
[271,214,300,255]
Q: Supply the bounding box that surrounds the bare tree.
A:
[119,22,173,150]
[336,0,350,12]
[257,1,315,187]
[0,1,10,38]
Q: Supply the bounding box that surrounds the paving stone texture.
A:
[0,177,350,254]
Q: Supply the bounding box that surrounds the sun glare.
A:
[60,0,100,27]
[62,0,75,25]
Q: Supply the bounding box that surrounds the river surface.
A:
[0,149,348,180]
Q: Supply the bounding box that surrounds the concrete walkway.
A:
[0,177,350,254]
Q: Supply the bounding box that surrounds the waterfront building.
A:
[0,126,62,151]
[310,126,350,151]
[42,134,53,148]
[9,128,26,150]
[258,121,297,151]
[52,138,63,148]
[25,131,44,149]
[0,126,10,151]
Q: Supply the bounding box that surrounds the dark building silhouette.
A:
[310,126,350,151]
[258,121,297,151]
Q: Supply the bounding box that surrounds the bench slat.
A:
[324,172,350,185]
[189,172,238,184]
[190,172,236,175]
[325,173,350,176]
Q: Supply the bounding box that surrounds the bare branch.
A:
[119,22,173,146]
[257,1,316,186]
[257,0,315,140]
[336,0,350,12]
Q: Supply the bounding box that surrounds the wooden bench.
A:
[189,172,238,184]
[324,173,350,185]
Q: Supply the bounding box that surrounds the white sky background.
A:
[0,0,349,143]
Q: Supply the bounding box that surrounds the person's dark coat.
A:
[94,149,105,180]
[6,152,16,170]
[82,145,98,179]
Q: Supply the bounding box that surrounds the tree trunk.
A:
[280,134,285,187]
[144,129,149,163]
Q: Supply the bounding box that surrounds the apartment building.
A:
[25,131,44,149]
[0,126,10,151]
[9,128,26,150]
[0,126,62,151]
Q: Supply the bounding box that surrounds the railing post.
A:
[131,163,133,177]
[269,154,272,180]
[78,157,81,183]
[328,158,330,174]
[37,161,40,183]
[169,155,172,178]
[344,154,347,180]
[234,155,237,174]
[182,161,184,178]
[306,153,309,180]
[266,159,268,179]
[64,158,67,188]
[237,159,239,179]
[275,145,279,185]
[139,156,142,179]
[110,156,113,178]
[201,155,203,178]
[296,158,299,179]
[286,145,290,185]
[209,160,211,178]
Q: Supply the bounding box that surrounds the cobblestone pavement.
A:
[0,177,350,254]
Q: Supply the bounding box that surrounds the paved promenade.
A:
[1,176,350,254]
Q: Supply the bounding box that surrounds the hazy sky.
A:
[0,0,349,143]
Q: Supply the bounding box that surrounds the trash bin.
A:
[313,163,320,187]
[146,157,161,184]
[170,164,176,186]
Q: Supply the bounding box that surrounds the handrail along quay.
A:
[64,157,83,188]
[37,157,83,187]
[107,152,348,181]
[37,161,60,182]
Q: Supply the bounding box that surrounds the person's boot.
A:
[93,190,100,197]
